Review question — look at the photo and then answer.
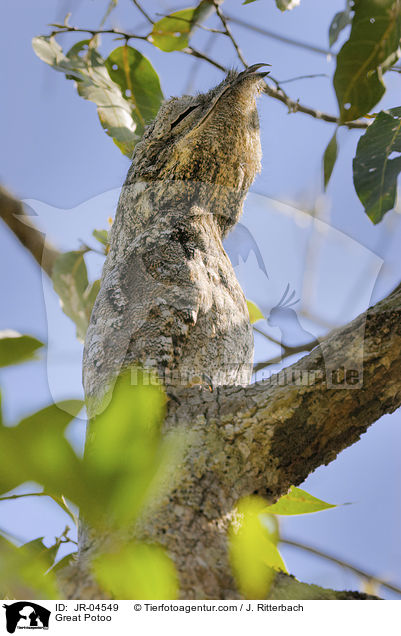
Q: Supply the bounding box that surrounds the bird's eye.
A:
[170,104,200,129]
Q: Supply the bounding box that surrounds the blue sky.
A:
[1,0,400,598]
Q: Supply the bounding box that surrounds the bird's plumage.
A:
[83,67,266,415]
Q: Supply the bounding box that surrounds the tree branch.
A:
[178,47,368,129]
[131,0,154,25]
[76,281,398,600]
[213,1,248,67]
[166,282,401,504]
[281,537,401,596]
[46,23,369,130]
[226,14,332,57]
[0,186,60,277]
[49,25,149,41]
[252,325,320,371]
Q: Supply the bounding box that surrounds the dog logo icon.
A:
[3,602,50,633]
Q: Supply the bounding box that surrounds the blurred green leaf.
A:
[266,486,336,515]
[92,543,178,599]
[151,2,214,52]
[0,369,184,536]
[353,106,401,223]
[329,2,353,47]
[243,0,300,7]
[229,496,287,599]
[323,130,339,189]
[49,552,75,574]
[247,300,265,324]
[52,250,99,342]
[275,0,300,9]
[92,229,109,248]
[106,46,163,136]
[21,537,59,570]
[83,372,185,529]
[32,36,139,156]
[0,535,60,599]
[0,331,44,367]
[333,0,401,122]
[0,400,84,497]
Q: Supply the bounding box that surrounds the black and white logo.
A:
[3,602,50,633]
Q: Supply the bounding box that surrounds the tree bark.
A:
[61,282,400,600]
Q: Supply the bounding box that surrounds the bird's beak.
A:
[235,63,271,83]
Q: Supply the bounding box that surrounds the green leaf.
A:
[353,106,401,223]
[21,537,59,570]
[52,250,99,341]
[247,300,265,324]
[0,535,60,599]
[275,0,301,9]
[323,130,339,189]
[49,552,75,574]
[105,46,163,136]
[32,36,140,156]
[151,2,213,52]
[229,497,287,599]
[92,229,109,248]
[0,331,44,367]
[0,400,84,497]
[266,486,336,515]
[333,0,401,122]
[92,543,178,599]
[329,4,353,47]
[83,372,185,529]
[243,0,300,7]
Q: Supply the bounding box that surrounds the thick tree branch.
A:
[66,271,401,600]
[77,282,398,600]
[0,186,60,277]
[165,282,401,504]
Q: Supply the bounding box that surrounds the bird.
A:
[83,64,269,416]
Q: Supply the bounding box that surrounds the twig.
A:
[0,492,49,502]
[185,32,216,93]
[182,46,226,72]
[253,340,318,373]
[46,22,369,130]
[252,325,319,372]
[49,25,149,41]
[278,73,328,84]
[253,325,282,348]
[54,525,78,547]
[131,0,154,25]
[212,1,247,67]
[226,14,333,57]
[281,537,401,597]
[154,13,225,35]
[262,81,368,128]
[179,48,368,129]
[0,185,60,277]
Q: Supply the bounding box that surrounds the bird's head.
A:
[128,64,269,233]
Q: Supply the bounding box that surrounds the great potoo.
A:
[83,64,268,415]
